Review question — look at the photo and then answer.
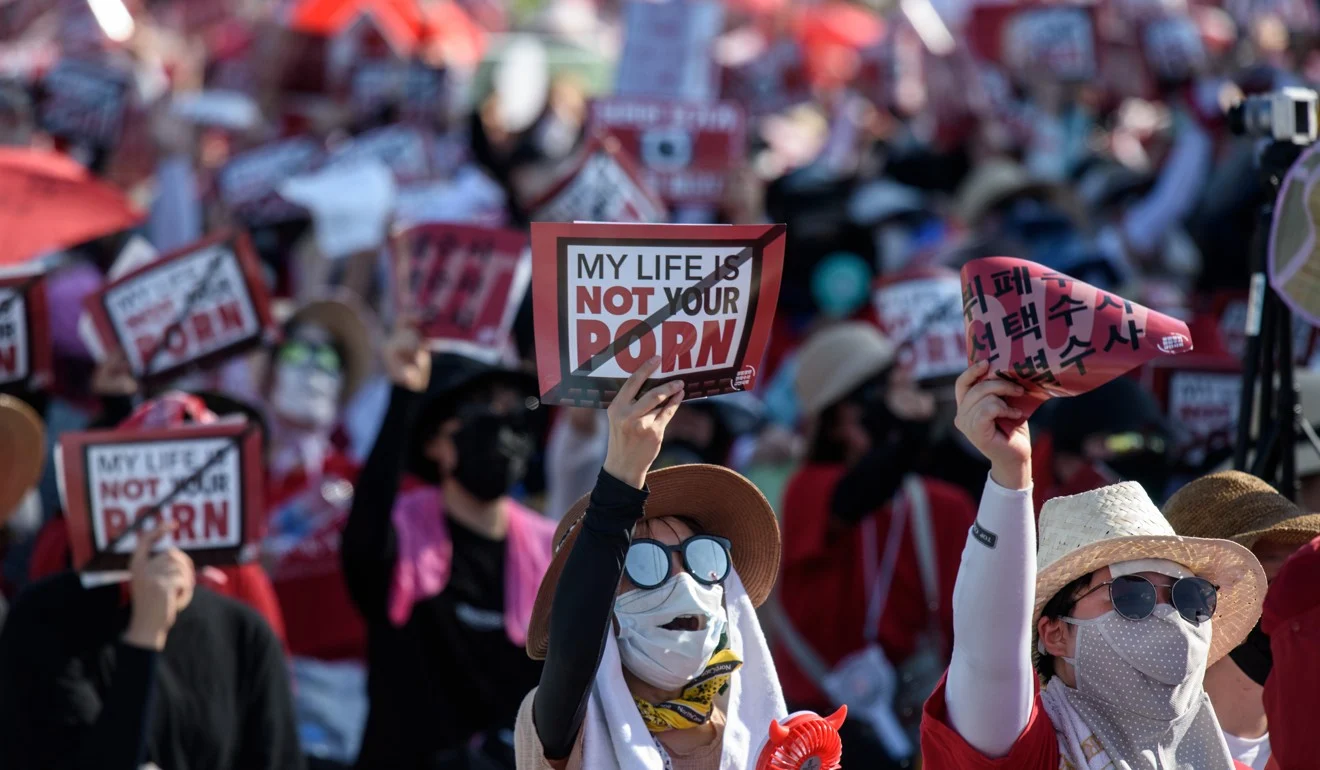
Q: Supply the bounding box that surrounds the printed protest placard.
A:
[531,222,786,407]
[967,3,1099,82]
[0,269,52,388]
[84,232,276,382]
[530,136,667,224]
[720,39,812,117]
[348,59,447,124]
[216,137,324,225]
[325,124,436,184]
[59,421,264,572]
[590,98,746,205]
[38,58,131,149]
[873,269,966,382]
[615,0,723,102]
[961,256,1193,417]
[395,224,531,359]
[1148,360,1241,466]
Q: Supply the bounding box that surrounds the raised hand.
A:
[953,360,1032,490]
[384,321,432,393]
[602,357,685,489]
[123,523,196,651]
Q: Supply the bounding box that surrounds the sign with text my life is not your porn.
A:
[531,222,785,407]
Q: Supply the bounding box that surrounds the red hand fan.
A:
[754,706,847,770]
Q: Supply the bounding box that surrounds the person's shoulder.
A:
[920,675,1060,770]
[783,463,846,503]
[6,571,119,633]
[188,585,282,650]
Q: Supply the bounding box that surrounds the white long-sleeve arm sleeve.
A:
[944,475,1038,758]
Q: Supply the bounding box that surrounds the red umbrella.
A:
[0,148,143,266]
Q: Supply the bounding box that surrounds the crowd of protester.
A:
[2,0,1320,767]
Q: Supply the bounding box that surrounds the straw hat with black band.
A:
[1034,482,1266,667]
[0,394,44,527]
[1163,470,1320,550]
[526,464,781,660]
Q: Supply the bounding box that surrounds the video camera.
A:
[1226,87,1319,144]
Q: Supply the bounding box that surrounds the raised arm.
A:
[533,358,685,762]
[943,361,1037,757]
[341,324,430,622]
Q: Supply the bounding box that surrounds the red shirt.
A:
[1262,535,1320,770]
[264,452,366,661]
[921,675,1253,770]
[774,464,976,709]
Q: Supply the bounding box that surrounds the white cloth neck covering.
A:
[583,570,786,770]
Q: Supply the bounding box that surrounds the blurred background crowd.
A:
[2,0,1320,767]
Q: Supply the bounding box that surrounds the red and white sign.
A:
[530,136,667,224]
[38,58,131,149]
[873,269,967,382]
[590,98,746,205]
[348,59,447,124]
[1160,365,1241,464]
[615,0,724,102]
[84,232,277,382]
[0,269,51,388]
[967,3,1100,82]
[216,137,325,225]
[962,256,1193,417]
[395,224,531,360]
[326,124,437,183]
[720,39,812,116]
[531,222,786,407]
[59,421,265,572]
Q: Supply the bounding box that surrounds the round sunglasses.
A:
[624,535,732,590]
[279,341,342,374]
[1073,574,1218,624]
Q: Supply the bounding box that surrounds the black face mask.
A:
[1228,621,1273,687]
[450,411,533,502]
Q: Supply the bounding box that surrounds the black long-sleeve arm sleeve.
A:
[830,421,932,524]
[341,385,422,622]
[533,470,648,760]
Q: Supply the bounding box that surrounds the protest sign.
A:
[38,58,130,150]
[215,137,324,225]
[590,98,746,205]
[325,124,436,183]
[961,256,1193,416]
[720,39,812,116]
[967,3,1099,83]
[615,0,723,102]
[1268,141,1320,327]
[348,59,447,124]
[263,476,354,582]
[394,224,531,359]
[531,222,785,407]
[59,420,264,572]
[84,231,276,382]
[529,136,667,224]
[0,269,51,388]
[1147,359,1241,466]
[873,269,966,382]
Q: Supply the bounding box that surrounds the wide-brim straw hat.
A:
[793,321,896,416]
[0,395,44,526]
[527,464,781,661]
[1034,481,1266,667]
[273,292,376,405]
[1163,470,1320,550]
[957,159,1084,229]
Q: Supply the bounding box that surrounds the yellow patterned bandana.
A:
[633,649,743,733]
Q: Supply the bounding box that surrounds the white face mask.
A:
[614,572,727,691]
[270,363,342,430]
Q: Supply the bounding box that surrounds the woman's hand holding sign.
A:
[603,357,685,489]
[123,524,196,652]
[954,360,1032,490]
[385,320,432,394]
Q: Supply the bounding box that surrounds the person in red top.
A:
[921,361,1267,770]
[257,294,376,768]
[774,322,976,769]
[1259,535,1320,770]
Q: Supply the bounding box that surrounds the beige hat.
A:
[527,464,781,660]
[956,159,1083,228]
[793,322,896,415]
[0,395,44,526]
[1034,481,1266,667]
[272,291,377,404]
[1163,470,1320,550]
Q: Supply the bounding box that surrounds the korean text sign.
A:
[216,137,324,225]
[0,269,52,388]
[39,58,130,149]
[961,257,1193,416]
[873,269,966,382]
[529,136,667,224]
[59,421,265,572]
[590,98,747,205]
[531,222,785,407]
[84,232,276,382]
[395,224,531,359]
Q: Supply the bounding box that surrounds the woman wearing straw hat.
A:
[1161,471,1320,769]
[921,360,1267,770]
[514,357,787,769]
